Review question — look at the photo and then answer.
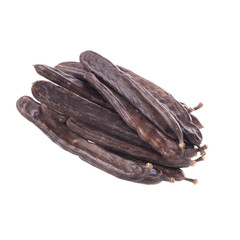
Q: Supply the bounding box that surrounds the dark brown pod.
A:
[66,117,193,168]
[84,72,182,160]
[55,61,204,130]
[55,61,87,81]
[66,117,163,162]
[31,80,153,150]
[16,96,165,183]
[118,65,203,147]
[34,64,112,110]
[53,61,202,158]
[80,51,185,148]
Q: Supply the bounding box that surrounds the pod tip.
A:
[202,144,208,150]
[179,142,185,149]
[198,102,204,108]
[170,177,175,183]
[146,163,153,170]
[184,178,198,184]
[191,160,196,167]
[196,156,205,162]
[201,150,206,156]
[193,179,198,185]
[189,107,194,112]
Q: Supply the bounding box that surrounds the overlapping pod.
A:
[34,64,112,110]
[54,62,203,158]
[84,72,182,159]
[31,81,152,149]
[17,51,207,184]
[31,80,195,168]
[55,61,204,134]
[80,51,185,149]
[117,65,203,146]
[16,96,173,184]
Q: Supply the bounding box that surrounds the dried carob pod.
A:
[32,80,200,168]
[55,61,88,82]
[117,65,203,147]
[16,96,173,184]
[54,61,205,132]
[66,118,193,167]
[54,60,205,156]
[66,118,163,164]
[17,51,207,185]
[31,80,153,150]
[80,51,185,149]
[34,64,112,110]
[84,72,198,166]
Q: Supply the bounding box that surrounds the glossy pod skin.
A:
[32,80,196,168]
[55,61,88,82]
[84,72,198,165]
[117,65,203,147]
[17,51,206,184]
[66,117,164,164]
[80,51,185,148]
[84,72,182,159]
[54,61,204,136]
[16,96,177,184]
[66,118,193,167]
[31,80,154,150]
[54,61,204,142]
[34,64,112,110]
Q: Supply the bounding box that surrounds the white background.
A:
[1,1,240,239]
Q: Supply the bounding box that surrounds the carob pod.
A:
[55,62,206,132]
[55,61,88,82]
[84,72,196,166]
[66,117,193,168]
[16,96,171,184]
[34,64,112,110]
[32,81,200,168]
[55,61,204,144]
[54,61,203,157]
[66,118,163,162]
[31,80,154,150]
[80,51,185,149]
[117,65,203,147]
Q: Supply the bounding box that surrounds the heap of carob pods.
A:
[17,51,207,185]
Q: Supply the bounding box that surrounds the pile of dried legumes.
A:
[17,51,207,184]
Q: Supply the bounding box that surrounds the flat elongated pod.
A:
[84,72,182,160]
[53,62,202,158]
[34,64,112,110]
[55,61,87,81]
[31,81,153,150]
[16,96,153,183]
[66,118,162,162]
[118,65,202,146]
[80,51,185,148]
[55,61,205,131]
[66,118,193,168]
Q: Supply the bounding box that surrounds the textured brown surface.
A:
[118,65,202,146]
[31,80,153,149]
[80,51,185,147]
[34,64,112,110]
[16,96,174,184]
[17,51,206,184]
